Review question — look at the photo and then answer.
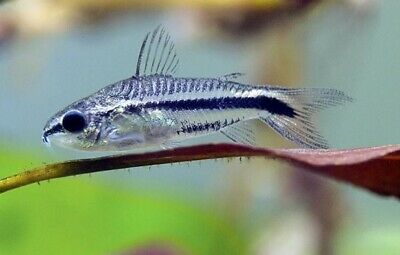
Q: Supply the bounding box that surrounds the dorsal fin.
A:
[135,26,180,77]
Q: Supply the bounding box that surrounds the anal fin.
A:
[259,115,329,149]
[220,121,257,146]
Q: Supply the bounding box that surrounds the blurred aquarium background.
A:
[1,0,400,254]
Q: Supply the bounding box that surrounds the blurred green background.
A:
[1,0,400,254]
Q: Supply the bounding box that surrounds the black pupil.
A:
[62,111,87,133]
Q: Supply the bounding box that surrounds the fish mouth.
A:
[42,134,49,144]
[42,123,63,145]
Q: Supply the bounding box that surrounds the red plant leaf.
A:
[0,143,399,198]
[269,145,400,198]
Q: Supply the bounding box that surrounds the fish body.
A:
[43,27,351,151]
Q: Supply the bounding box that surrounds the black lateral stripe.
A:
[129,96,296,117]
[178,120,222,134]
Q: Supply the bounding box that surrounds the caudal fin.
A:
[259,87,352,149]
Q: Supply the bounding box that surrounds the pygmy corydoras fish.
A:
[42,26,351,151]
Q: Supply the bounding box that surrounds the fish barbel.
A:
[43,26,351,151]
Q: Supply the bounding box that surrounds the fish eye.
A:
[62,110,87,133]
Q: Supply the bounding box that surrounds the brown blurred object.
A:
[256,28,303,86]
[0,0,81,38]
[119,242,185,255]
[203,0,322,36]
[258,30,343,255]
[260,25,343,255]
[0,16,16,44]
[290,170,345,255]
[0,0,323,39]
[344,0,378,12]
[54,0,312,13]
[259,29,343,255]
[203,2,344,254]
[0,0,378,41]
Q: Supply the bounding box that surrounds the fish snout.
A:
[42,123,63,145]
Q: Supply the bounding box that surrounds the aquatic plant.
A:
[1,143,399,198]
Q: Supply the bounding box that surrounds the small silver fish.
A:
[43,26,351,151]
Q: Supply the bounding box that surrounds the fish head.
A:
[42,89,151,151]
[42,99,104,151]
[43,77,173,151]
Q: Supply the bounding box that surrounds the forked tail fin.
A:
[259,87,352,149]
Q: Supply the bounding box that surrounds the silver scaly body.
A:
[43,26,351,151]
